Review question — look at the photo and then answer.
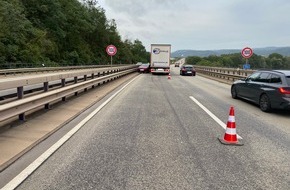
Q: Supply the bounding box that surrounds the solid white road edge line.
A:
[189,96,242,139]
[2,76,139,190]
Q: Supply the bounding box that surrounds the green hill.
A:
[172,47,290,57]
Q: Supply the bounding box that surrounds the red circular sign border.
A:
[241,47,253,59]
[106,45,117,56]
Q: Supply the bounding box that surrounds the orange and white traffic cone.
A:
[168,73,171,79]
[218,106,243,146]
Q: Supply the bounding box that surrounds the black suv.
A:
[231,70,290,112]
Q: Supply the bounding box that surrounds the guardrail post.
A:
[44,81,51,109]
[91,73,95,88]
[19,113,25,121]
[17,87,25,121]
[44,82,49,92]
[58,79,66,101]
[17,86,24,99]
[43,82,52,107]
[84,75,88,92]
[45,103,50,109]
[74,76,78,96]
[61,79,66,87]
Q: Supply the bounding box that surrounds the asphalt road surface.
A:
[2,66,290,189]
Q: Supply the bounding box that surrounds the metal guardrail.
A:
[0,66,133,90]
[194,65,255,84]
[0,65,125,76]
[0,66,137,123]
[0,64,254,124]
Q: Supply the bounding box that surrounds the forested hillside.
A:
[172,47,290,58]
[0,0,149,68]
[184,53,290,69]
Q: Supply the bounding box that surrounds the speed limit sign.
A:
[241,47,253,58]
[106,45,117,56]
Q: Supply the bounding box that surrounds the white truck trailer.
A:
[150,44,171,74]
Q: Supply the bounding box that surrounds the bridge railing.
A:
[194,65,255,84]
[0,65,137,125]
[0,64,255,125]
[0,65,126,76]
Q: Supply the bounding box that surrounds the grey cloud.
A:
[103,0,187,17]
[100,0,290,51]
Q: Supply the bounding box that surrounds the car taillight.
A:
[151,69,155,72]
[279,87,290,94]
[182,68,186,71]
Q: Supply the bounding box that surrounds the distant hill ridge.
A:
[172,47,290,57]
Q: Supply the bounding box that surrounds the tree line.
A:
[0,0,150,69]
[185,53,290,70]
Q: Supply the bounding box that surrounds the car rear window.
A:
[285,76,290,85]
[269,74,282,83]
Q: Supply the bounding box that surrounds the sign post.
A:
[106,45,117,67]
[241,47,253,70]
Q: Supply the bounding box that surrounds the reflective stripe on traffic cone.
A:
[218,106,243,146]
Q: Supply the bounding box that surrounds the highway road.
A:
[1,66,290,189]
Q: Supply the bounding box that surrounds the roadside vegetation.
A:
[185,53,290,70]
[0,0,149,69]
[2,0,288,70]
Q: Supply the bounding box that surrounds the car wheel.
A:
[259,94,271,112]
[231,85,238,99]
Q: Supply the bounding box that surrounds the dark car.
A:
[231,70,290,112]
[138,63,150,73]
[180,65,196,76]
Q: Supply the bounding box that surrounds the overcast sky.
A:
[97,0,290,52]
